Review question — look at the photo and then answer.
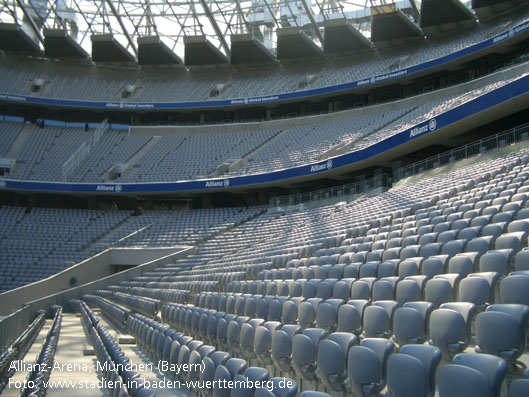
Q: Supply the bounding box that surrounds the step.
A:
[46,313,107,397]
[3,123,33,166]
[105,136,162,181]
[3,319,52,397]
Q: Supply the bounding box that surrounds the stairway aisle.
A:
[46,313,107,397]
[3,319,52,396]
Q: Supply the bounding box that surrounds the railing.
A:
[269,174,390,207]
[394,122,529,181]
[61,118,108,181]
[0,305,33,352]
[112,221,158,248]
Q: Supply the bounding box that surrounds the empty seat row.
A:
[19,306,62,397]
[126,312,301,397]
[94,291,160,317]
[0,309,46,392]
[80,302,155,397]
[211,270,529,320]
[84,295,131,326]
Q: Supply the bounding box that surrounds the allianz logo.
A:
[205,179,230,188]
[96,184,122,192]
[410,119,437,138]
[311,160,333,173]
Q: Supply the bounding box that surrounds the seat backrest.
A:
[438,364,491,397]
[254,326,273,364]
[487,303,529,341]
[169,340,181,365]
[363,305,390,338]
[395,279,421,306]
[269,377,298,397]
[188,350,203,382]
[479,251,510,276]
[441,239,465,257]
[475,311,523,362]
[399,344,441,395]
[452,353,507,397]
[514,249,529,271]
[317,339,348,392]
[429,309,467,359]
[420,242,443,259]
[213,365,232,397]
[448,255,474,277]
[226,358,247,379]
[347,346,382,396]
[458,277,491,307]
[316,301,341,332]
[421,256,445,279]
[495,232,524,251]
[298,301,318,329]
[500,275,529,305]
[377,260,399,278]
[360,337,395,375]
[281,300,298,325]
[386,353,428,397]
[372,280,394,301]
[201,356,216,386]
[458,226,481,241]
[392,307,425,346]
[398,260,419,278]
[332,280,351,301]
[466,237,492,257]
[350,280,371,300]
[424,278,453,308]
[291,333,319,381]
[509,379,529,397]
[239,323,256,357]
[337,304,361,334]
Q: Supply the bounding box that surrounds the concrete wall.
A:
[0,246,194,350]
[0,247,192,316]
[110,247,182,265]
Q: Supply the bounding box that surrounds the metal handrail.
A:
[61,118,108,181]
[269,174,390,207]
[394,122,529,181]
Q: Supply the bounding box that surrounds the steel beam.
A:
[14,0,44,44]
[300,0,324,44]
[105,0,138,56]
[198,0,230,57]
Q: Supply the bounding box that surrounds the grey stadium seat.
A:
[399,344,441,397]
[291,328,327,382]
[475,310,524,364]
[500,274,529,305]
[438,364,491,397]
[452,353,507,397]
[429,308,468,359]
[392,307,426,346]
[386,353,428,397]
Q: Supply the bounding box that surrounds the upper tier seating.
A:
[0,6,528,103]
[2,60,528,184]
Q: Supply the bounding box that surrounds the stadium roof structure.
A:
[0,0,512,66]
[420,0,476,36]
